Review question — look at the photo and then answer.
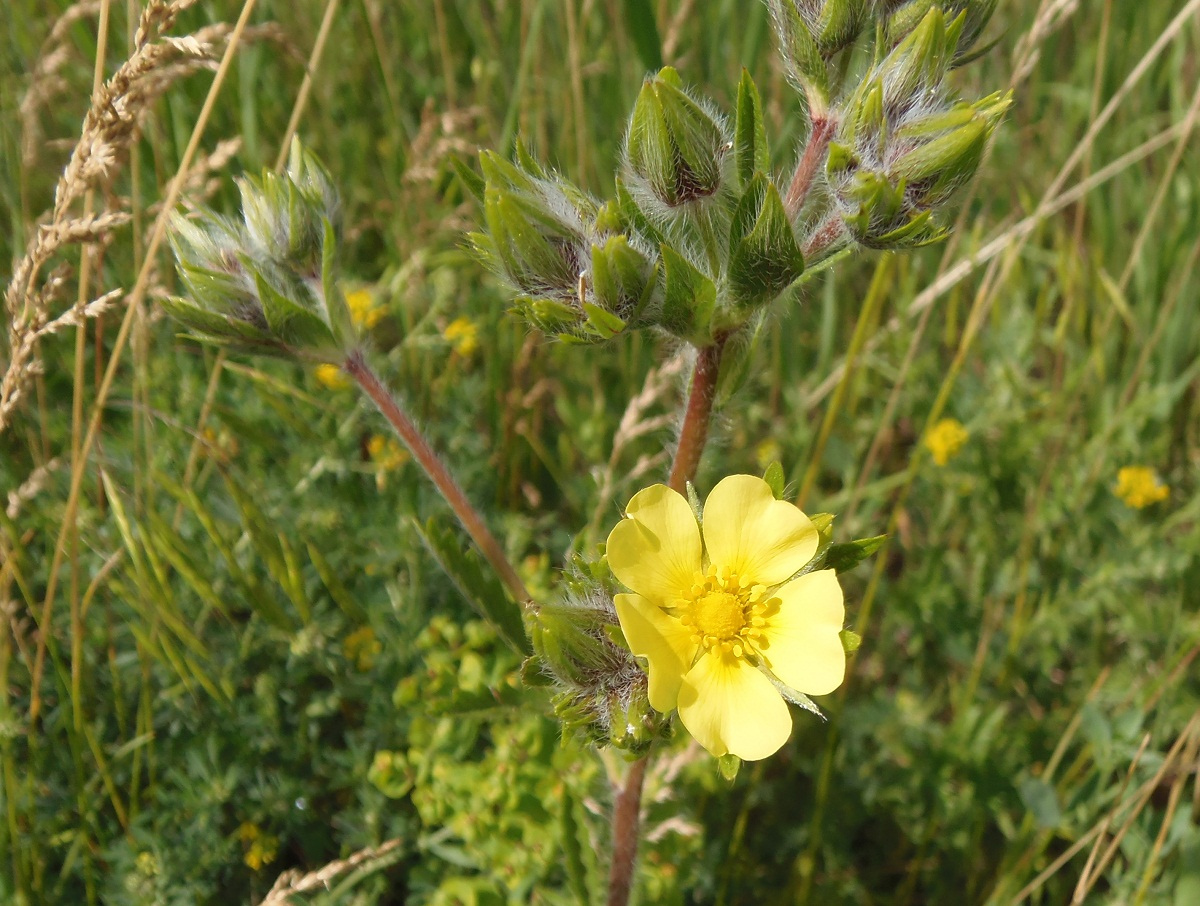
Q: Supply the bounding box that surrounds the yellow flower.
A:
[1114,466,1168,509]
[606,475,846,761]
[924,418,968,466]
[368,434,409,490]
[315,363,351,391]
[443,316,479,357]
[344,625,382,670]
[346,288,385,329]
[236,822,278,871]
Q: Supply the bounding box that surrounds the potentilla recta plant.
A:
[160,1,1007,901]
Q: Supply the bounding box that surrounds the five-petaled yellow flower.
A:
[606,475,846,761]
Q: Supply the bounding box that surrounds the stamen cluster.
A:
[678,566,771,656]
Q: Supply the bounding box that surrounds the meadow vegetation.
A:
[2,1,1199,903]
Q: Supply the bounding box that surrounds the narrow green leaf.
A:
[307,541,366,621]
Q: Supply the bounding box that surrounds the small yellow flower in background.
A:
[200,426,239,464]
[236,822,278,871]
[344,625,382,670]
[368,434,410,490]
[345,288,385,330]
[1114,466,1168,509]
[606,475,846,761]
[924,418,968,466]
[315,363,351,391]
[443,315,479,357]
[754,438,782,470]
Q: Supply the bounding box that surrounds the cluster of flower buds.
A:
[163,139,354,360]
[825,8,1011,248]
[527,585,664,754]
[469,67,811,350]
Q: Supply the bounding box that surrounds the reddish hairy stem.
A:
[343,351,531,606]
[784,116,835,220]
[667,339,726,495]
[606,754,650,906]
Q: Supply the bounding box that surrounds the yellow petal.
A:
[607,484,702,604]
[677,650,791,761]
[755,570,846,696]
[614,593,697,713]
[702,475,818,586]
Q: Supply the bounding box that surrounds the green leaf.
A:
[411,516,531,656]
[561,789,593,906]
[622,0,663,70]
[763,461,786,499]
[1017,777,1062,830]
[734,69,769,187]
[825,535,887,573]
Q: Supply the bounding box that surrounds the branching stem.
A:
[343,350,531,607]
[784,115,835,220]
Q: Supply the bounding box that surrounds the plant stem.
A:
[607,337,727,906]
[668,339,726,494]
[343,350,531,606]
[606,754,650,906]
[784,115,835,220]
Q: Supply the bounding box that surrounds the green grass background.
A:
[2,1,1199,903]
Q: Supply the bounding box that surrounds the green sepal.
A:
[411,515,531,656]
[734,69,770,187]
[717,754,741,781]
[685,481,703,523]
[824,535,887,574]
[582,301,627,339]
[840,629,862,653]
[659,245,716,343]
[729,180,805,310]
[809,512,835,550]
[814,0,870,54]
[449,153,486,203]
[521,297,583,336]
[763,461,786,499]
[321,218,353,345]
[250,263,336,351]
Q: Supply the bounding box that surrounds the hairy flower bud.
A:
[826,9,1010,248]
[882,0,998,61]
[625,67,730,209]
[780,0,872,56]
[164,141,353,360]
[469,151,662,343]
[529,591,664,753]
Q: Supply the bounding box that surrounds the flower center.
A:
[690,592,745,639]
[678,565,771,657]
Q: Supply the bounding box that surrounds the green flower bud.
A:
[529,591,664,754]
[776,0,872,57]
[625,67,730,209]
[164,142,353,359]
[883,0,998,62]
[470,151,663,343]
